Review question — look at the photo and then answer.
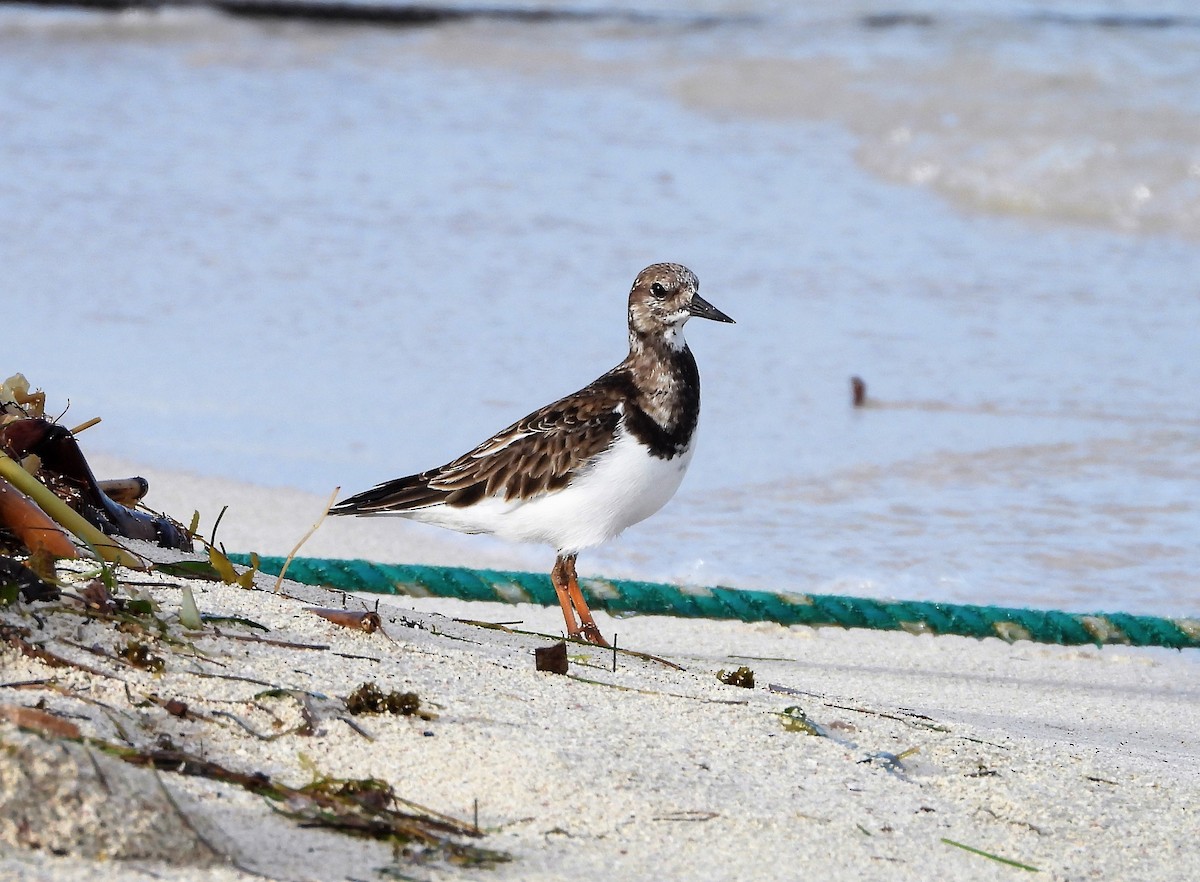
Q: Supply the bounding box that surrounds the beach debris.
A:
[776,705,824,736]
[0,702,83,739]
[2,622,111,678]
[178,585,203,629]
[825,701,952,732]
[23,547,59,586]
[453,617,521,631]
[198,612,269,631]
[851,375,867,407]
[0,373,196,577]
[0,555,58,603]
[858,746,920,776]
[68,416,102,435]
[940,837,1040,872]
[100,739,509,865]
[0,417,190,551]
[243,689,339,739]
[96,476,150,507]
[346,681,429,718]
[75,579,117,612]
[212,631,329,651]
[716,665,755,688]
[535,640,569,674]
[652,810,719,822]
[152,559,223,582]
[272,486,339,592]
[0,378,508,871]
[307,607,382,633]
[205,544,259,588]
[0,451,138,568]
[299,774,397,813]
[0,373,44,416]
[285,772,508,865]
[0,476,78,560]
[767,682,822,698]
[118,639,166,673]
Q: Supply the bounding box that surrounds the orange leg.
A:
[551,555,582,639]
[562,554,609,647]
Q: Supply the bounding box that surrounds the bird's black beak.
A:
[688,293,735,324]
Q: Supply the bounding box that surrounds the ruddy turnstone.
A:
[331,263,733,645]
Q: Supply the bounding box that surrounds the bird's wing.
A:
[331,373,629,514]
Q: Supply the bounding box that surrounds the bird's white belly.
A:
[402,430,695,553]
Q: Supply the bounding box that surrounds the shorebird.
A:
[331,263,733,645]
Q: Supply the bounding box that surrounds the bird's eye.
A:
[650,282,667,298]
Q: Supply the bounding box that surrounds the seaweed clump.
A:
[346,682,423,717]
[716,665,755,688]
[119,639,165,672]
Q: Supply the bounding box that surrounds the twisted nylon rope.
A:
[229,554,1200,649]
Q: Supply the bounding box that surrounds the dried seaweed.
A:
[76,579,116,613]
[858,746,920,776]
[100,739,510,864]
[117,639,165,673]
[776,706,824,736]
[0,555,58,603]
[0,702,82,739]
[152,560,225,582]
[716,665,755,688]
[207,546,257,589]
[272,486,339,593]
[198,613,269,631]
[209,631,329,652]
[0,377,513,872]
[346,682,429,719]
[0,417,191,551]
[1,623,115,678]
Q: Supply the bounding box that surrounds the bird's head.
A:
[627,263,734,349]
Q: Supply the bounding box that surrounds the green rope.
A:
[228,554,1200,649]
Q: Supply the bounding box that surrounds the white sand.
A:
[1,459,1198,881]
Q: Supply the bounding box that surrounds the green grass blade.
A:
[941,838,1039,872]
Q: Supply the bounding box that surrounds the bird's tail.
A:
[330,473,446,516]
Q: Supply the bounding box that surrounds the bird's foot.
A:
[573,622,610,647]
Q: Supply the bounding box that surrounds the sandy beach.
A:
[2,462,1197,882]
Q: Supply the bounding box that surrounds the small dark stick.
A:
[851,376,867,407]
[474,798,479,831]
[612,634,618,673]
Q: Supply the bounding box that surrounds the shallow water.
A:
[3,2,1198,615]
